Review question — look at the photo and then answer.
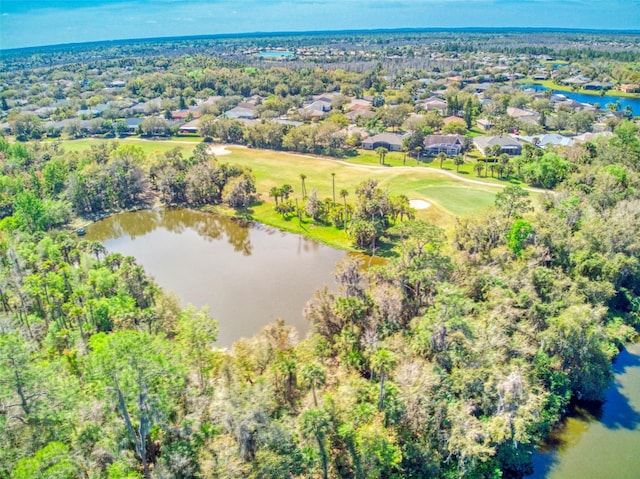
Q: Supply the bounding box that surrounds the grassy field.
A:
[58,138,200,156]
[57,138,509,248]
[215,146,501,224]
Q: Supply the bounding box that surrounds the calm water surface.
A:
[522,85,640,116]
[85,208,352,345]
[528,341,640,479]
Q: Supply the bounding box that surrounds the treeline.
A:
[0,139,256,233]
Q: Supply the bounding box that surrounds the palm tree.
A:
[375,146,389,165]
[300,173,307,198]
[474,161,484,177]
[371,348,397,410]
[454,154,464,173]
[269,186,280,206]
[414,146,422,164]
[300,362,326,407]
[331,172,336,203]
[280,184,293,201]
[340,189,350,228]
[301,408,331,479]
[437,151,447,169]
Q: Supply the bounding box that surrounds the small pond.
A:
[85,208,357,345]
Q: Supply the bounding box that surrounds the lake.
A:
[528,341,640,479]
[84,208,352,346]
[257,50,294,58]
[521,84,640,116]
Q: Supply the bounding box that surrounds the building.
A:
[361,132,408,152]
[423,135,464,156]
[473,136,523,156]
[476,118,494,131]
[517,134,574,148]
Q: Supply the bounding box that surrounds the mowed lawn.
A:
[59,138,200,156]
[220,146,499,219]
[56,138,501,241]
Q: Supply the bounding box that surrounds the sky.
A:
[1,0,638,50]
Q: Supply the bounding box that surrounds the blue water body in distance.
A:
[521,85,640,116]
[257,50,293,58]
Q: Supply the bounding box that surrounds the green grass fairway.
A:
[55,138,504,246]
[59,138,199,156]
[221,146,500,217]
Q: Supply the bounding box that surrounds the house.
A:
[442,116,465,125]
[124,117,144,133]
[584,81,613,91]
[423,135,464,156]
[346,108,376,122]
[573,131,614,143]
[179,118,201,134]
[304,100,332,113]
[346,98,373,111]
[220,105,256,120]
[77,103,108,118]
[273,118,304,127]
[562,75,590,86]
[517,134,574,148]
[361,132,408,152]
[420,96,447,114]
[620,84,640,94]
[476,118,494,131]
[532,73,548,81]
[473,136,523,156]
[506,106,540,124]
[171,109,201,120]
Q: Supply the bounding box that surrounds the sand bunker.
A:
[207,145,232,156]
[409,199,431,210]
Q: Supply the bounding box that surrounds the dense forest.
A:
[1,117,639,478]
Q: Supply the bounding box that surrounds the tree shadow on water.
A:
[600,346,640,431]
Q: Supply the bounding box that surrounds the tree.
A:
[269,186,280,207]
[371,348,397,410]
[454,154,464,173]
[140,117,170,137]
[305,189,324,223]
[11,442,80,479]
[223,173,256,208]
[356,419,402,478]
[494,185,532,219]
[87,331,185,479]
[442,121,467,135]
[506,219,534,257]
[349,218,378,250]
[474,161,485,177]
[331,173,336,203]
[299,173,307,199]
[437,152,446,169]
[299,362,326,407]
[300,408,331,479]
[177,306,219,393]
[375,147,389,165]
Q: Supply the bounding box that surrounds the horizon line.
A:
[2,26,640,54]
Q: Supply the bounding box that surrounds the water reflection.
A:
[529,342,640,479]
[85,208,350,346]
